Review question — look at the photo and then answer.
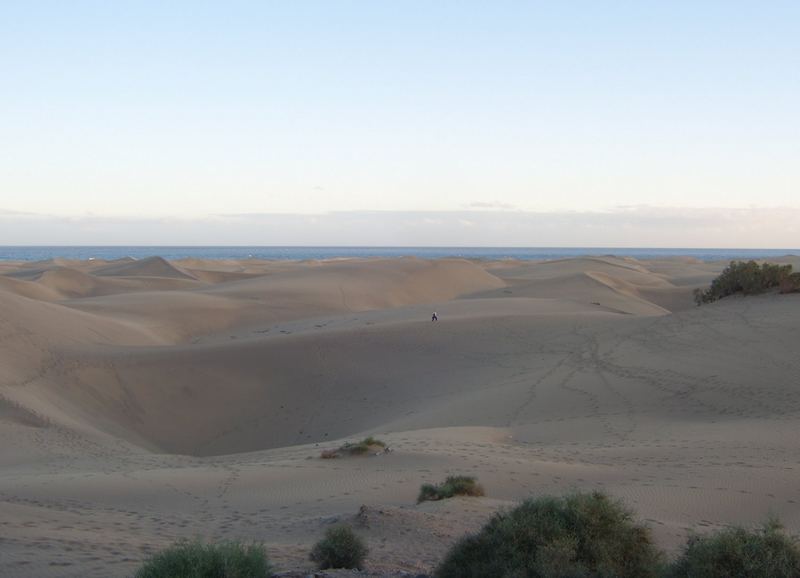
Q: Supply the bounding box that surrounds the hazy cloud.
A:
[468,201,518,210]
[0,206,798,248]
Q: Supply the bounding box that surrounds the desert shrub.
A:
[435,491,663,578]
[361,435,386,447]
[417,475,485,503]
[418,483,441,503]
[135,539,271,578]
[694,261,793,304]
[668,519,800,578]
[780,272,800,294]
[343,436,386,455]
[321,437,387,458]
[310,524,368,570]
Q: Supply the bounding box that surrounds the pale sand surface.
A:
[1,256,800,576]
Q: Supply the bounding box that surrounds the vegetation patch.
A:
[435,491,663,578]
[694,260,793,304]
[134,539,272,578]
[320,436,388,459]
[668,519,800,578]
[310,524,369,570]
[780,272,800,294]
[417,475,485,503]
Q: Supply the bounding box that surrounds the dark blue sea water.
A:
[0,246,797,262]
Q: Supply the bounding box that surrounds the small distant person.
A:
[432,311,438,322]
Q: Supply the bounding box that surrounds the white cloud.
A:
[0,206,798,248]
[468,201,518,210]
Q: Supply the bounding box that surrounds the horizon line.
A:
[1,244,799,251]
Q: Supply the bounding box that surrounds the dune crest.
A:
[91,255,197,279]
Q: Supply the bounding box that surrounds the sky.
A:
[1,1,798,246]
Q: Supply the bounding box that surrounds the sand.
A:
[1,255,799,576]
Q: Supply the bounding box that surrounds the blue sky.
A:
[1,1,798,245]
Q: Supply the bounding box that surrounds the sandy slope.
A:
[2,256,800,576]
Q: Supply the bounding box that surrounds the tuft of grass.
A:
[668,518,800,578]
[310,524,368,570]
[435,491,663,578]
[342,436,386,455]
[134,539,271,578]
[361,436,386,448]
[320,437,387,459]
[417,475,485,503]
[418,483,441,503]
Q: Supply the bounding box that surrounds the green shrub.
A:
[135,540,271,578]
[343,436,386,455]
[695,261,793,304]
[435,491,663,578]
[418,483,441,503]
[310,524,368,570]
[668,519,800,578]
[322,437,387,458]
[417,475,485,503]
[361,435,386,448]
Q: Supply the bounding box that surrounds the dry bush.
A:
[417,475,485,503]
[321,437,387,459]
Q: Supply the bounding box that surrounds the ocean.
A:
[0,246,797,262]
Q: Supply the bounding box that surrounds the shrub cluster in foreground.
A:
[436,492,800,578]
[694,260,794,304]
[309,524,368,570]
[133,491,800,577]
[418,475,486,503]
[134,540,271,578]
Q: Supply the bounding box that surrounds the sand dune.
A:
[35,298,622,456]
[58,258,507,343]
[2,255,800,576]
[471,256,685,314]
[0,288,158,389]
[2,260,205,300]
[203,257,507,306]
[180,268,263,283]
[0,274,65,301]
[91,255,196,279]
